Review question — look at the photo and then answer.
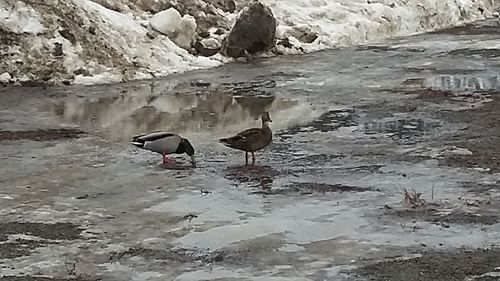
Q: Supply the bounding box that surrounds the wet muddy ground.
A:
[1,19,500,281]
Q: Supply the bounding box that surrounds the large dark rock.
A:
[221,2,276,59]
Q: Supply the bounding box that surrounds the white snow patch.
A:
[5,234,44,242]
[264,0,495,53]
[440,146,474,156]
[0,72,12,83]
[72,0,222,83]
[74,72,123,85]
[150,8,197,49]
[0,194,14,200]
[0,1,45,34]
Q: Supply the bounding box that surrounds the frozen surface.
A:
[1,19,500,281]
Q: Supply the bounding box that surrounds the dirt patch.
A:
[389,207,499,226]
[438,92,500,172]
[449,48,500,58]
[383,87,500,172]
[110,247,226,264]
[0,239,47,259]
[0,276,100,281]
[0,222,82,241]
[355,45,425,54]
[409,88,454,100]
[287,182,369,193]
[288,154,346,166]
[463,182,500,195]
[389,87,489,103]
[353,248,500,281]
[252,182,370,195]
[0,129,85,141]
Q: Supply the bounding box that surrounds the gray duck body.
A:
[131,131,195,164]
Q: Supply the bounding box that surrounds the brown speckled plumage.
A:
[220,112,272,164]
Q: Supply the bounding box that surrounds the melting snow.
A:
[0,0,497,84]
[0,1,44,34]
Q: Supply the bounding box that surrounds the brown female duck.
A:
[219,112,272,165]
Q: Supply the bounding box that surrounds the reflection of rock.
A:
[52,80,300,141]
[221,2,276,59]
[234,96,275,119]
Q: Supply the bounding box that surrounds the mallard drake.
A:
[131,132,195,165]
[219,111,272,165]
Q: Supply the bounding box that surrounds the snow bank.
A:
[268,0,497,53]
[0,0,498,85]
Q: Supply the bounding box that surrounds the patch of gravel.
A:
[118,247,226,263]
[0,129,85,141]
[0,276,100,281]
[389,207,499,225]
[353,248,500,281]
[0,222,83,241]
[252,182,371,195]
[0,239,47,259]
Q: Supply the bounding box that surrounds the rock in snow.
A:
[221,2,276,59]
[0,0,498,85]
[194,38,221,57]
[150,8,197,50]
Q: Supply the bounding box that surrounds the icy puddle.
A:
[2,20,500,281]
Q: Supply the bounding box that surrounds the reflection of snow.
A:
[364,119,442,135]
[425,75,500,91]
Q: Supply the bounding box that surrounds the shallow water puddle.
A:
[48,80,314,142]
[3,20,500,281]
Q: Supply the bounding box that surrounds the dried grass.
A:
[403,188,426,208]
